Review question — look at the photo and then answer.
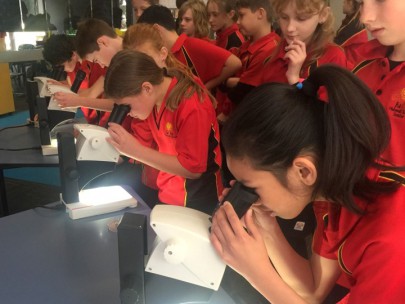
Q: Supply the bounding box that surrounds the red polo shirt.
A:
[312,169,405,303]
[66,61,90,89]
[261,40,347,84]
[171,33,232,84]
[236,31,280,87]
[82,62,110,126]
[346,39,384,69]
[215,23,245,51]
[214,24,245,116]
[352,41,405,166]
[130,77,223,214]
[67,61,110,126]
[335,14,368,51]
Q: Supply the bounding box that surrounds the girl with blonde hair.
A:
[261,0,347,85]
[178,0,211,40]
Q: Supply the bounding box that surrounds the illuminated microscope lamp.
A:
[58,124,137,220]
[146,205,226,291]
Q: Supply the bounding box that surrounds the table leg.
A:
[0,169,9,216]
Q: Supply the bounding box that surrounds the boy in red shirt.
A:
[52,19,126,121]
[207,0,245,51]
[226,0,280,106]
[42,34,110,126]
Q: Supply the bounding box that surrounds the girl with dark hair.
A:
[210,65,405,303]
[105,50,223,214]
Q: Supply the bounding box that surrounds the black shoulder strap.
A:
[352,59,375,74]
[181,46,199,78]
[379,171,405,185]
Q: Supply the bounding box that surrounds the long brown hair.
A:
[105,50,215,110]
[179,0,210,38]
[272,0,335,68]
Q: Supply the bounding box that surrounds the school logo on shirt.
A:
[389,90,405,119]
[164,122,176,138]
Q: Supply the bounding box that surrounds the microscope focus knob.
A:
[89,137,102,150]
[164,238,188,265]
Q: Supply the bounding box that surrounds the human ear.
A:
[319,6,330,24]
[159,47,169,63]
[228,10,236,20]
[96,36,108,47]
[141,82,153,94]
[292,156,317,187]
[257,8,266,20]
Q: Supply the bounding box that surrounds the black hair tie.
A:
[296,79,319,98]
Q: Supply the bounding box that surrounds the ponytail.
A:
[306,65,392,212]
[104,50,215,111]
[223,64,394,213]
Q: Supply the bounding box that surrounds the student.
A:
[350,0,405,167]
[207,0,245,51]
[42,34,87,87]
[206,0,245,120]
[210,64,405,303]
[123,23,191,71]
[334,0,368,53]
[53,19,123,114]
[261,0,347,85]
[42,34,110,126]
[178,0,211,40]
[105,50,223,214]
[131,0,157,20]
[175,0,188,34]
[123,23,197,195]
[226,0,280,106]
[137,5,242,90]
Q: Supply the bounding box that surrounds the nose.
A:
[359,1,376,26]
[286,19,296,33]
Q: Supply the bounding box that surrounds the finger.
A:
[243,209,261,239]
[218,186,231,202]
[209,232,224,257]
[292,39,306,49]
[222,202,246,237]
[210,208,228,244]
[210,222,226,247]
